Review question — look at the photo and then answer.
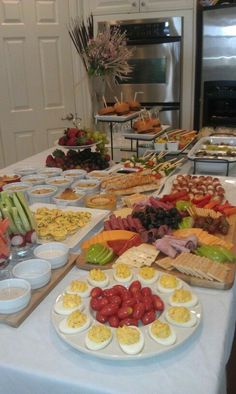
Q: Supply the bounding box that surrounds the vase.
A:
[89,75,106,119]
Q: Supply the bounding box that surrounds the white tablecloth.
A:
[0,149,235,394]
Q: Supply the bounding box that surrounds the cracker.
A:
[155,257,174,271]
[207,264,229,282]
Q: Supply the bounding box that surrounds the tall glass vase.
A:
[89,75,106,121]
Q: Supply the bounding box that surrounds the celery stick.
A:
[1,207,17,234]
[16,192,36,230]
[12,193,31,232]
[12,207,26,234]
[1,192,13,211]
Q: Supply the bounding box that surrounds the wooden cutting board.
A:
[0,254,78,327]
[76,215,236,290]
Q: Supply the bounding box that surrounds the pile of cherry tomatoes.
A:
[90,280,164,328]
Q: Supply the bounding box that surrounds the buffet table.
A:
[0,149,236,394]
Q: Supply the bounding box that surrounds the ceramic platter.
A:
[95,111,141,122]
[52,268,202,361]
[30,203,109,250]
[123,125,170,141]
[56,141,101,151]
[160,174,236,204]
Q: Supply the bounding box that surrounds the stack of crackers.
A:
[113,244,159,268]
[155,252,230,283]
[187,206,222,219]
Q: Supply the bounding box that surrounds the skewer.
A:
[114,96,120,104]
[120,92,123,103]
[102,96,107,108]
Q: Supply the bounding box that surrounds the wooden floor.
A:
[226,327,236,394]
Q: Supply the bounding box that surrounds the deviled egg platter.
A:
[51,267,201,360]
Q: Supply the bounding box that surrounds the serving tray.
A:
[0,254,78,327]
[188,136,236,162]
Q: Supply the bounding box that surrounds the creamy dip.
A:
[0,287,26,300]
[36,249,65,259]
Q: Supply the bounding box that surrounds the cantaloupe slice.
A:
[81,230,137,250]
[173,228,233,250]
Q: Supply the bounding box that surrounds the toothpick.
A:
[134,92,137,101]
[114,96,119,104]
[120,92,123,103]
[102,95,107,108]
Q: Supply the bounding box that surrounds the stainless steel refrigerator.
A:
[195,3,236,128]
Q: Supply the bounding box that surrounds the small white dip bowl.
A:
[33,242,69,269]
[72,178,100,194]
[38,167,62,178]
[46,176,73,190]
[2,181,32,194]
[28,185,58,204]
[12,259,51,290]
[14,167,37,176]
[63,169,86,181]
[53,191,85,207]
[0,278,31,314]
[21,174,46,185]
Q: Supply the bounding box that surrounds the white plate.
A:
[56,142,100,151]
[123,125,170,141]
[30,203,110,249]
[95,111,141,122]
[51,268,201,360]
[159,174,236,205]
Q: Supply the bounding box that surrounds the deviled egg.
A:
[149,319,176,346]
[87,269,109,288]
[66,280,91,298]
[169,288,198,308]
[54,293,83,315]
[137,266,158,285]
[85,324,112,350]
[113,264,133,284]
[165,306,197,328]
[157,274,182,294]
[59,310,90,334]
[116,325,144,355]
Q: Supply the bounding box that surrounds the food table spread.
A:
[0,148,235,394]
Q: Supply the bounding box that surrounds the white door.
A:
[0,0,76,167]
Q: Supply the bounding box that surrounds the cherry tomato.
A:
[90,298,101,311]
[152,295,164,311]
[96,311,107,323]
[108,315,120,328]
[133,291,143,302]
[121,290,133,302]
[95,297,109,311]
[100,303,119,317]
[141,310,156,325]
[112,285,127,295]
[132,302,146,320]
[117,306,133,320]
[129,281,142,294]
[119,318,138,327]
[90,287,103,298]
[142,296,154,312]
[103,288,116,298]
[108,295,122,306]
[141,287,152,297]
[122,297,137,308]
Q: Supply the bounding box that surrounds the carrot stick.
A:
[203,200,219,209]
[222,207,236,216]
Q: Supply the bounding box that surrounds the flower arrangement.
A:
[68,15,134,81]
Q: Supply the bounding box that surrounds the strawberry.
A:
[85,138,94,145]
[77,130,85,137]
[46,155,56,167]
[67,137,78,146]
[104,154,111,162]
[58,136,67,146]
[67,128,78,138]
